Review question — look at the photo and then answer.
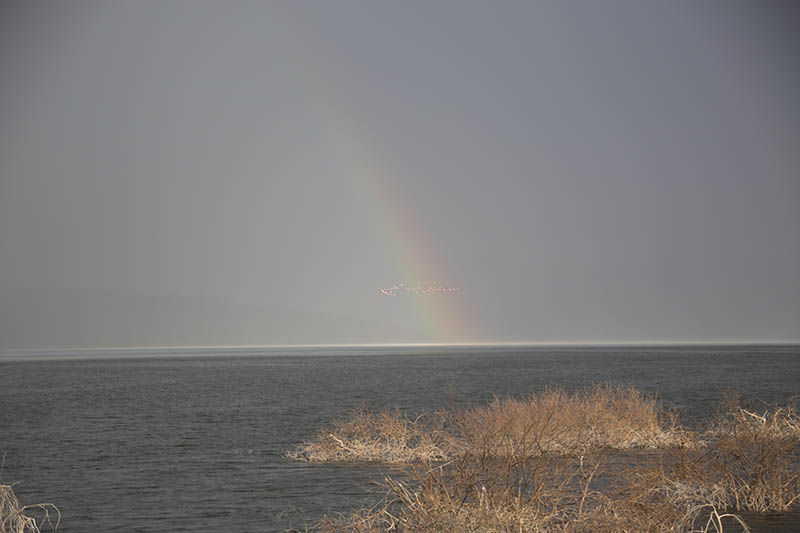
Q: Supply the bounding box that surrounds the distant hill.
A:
[0,287,424,349]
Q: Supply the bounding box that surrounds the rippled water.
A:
[1,345,799,532]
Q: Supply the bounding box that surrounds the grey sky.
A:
[1,0,798,348]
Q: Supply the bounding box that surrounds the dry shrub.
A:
[286,407,453,463]
[0,484,59,533]
[457,385,679,458]
[664,395,800,513]
[289,385,679,465]
[580,455,751,533]
[317,451,753,533]
[317,450,756,533]
[318,453,604,532]
[306,385,688,531]
[290,388,800,531]
[582,396,800,530]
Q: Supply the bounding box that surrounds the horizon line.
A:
[2,340,799,360]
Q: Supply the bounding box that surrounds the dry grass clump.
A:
[580,458,752,533]
[286,407,454,463]
[318,453,605,532]
[664,395,800,513]
[0,484,60,533]
[292,387,800,532]
[288,385,679,464]
[584,396,800,529]
[317,452,751,533]
[457,385,680,457]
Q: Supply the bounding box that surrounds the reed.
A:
[289,386,800,531]
[0,484,59,533]
[316,452,605,532]
[287,385,680,464]
[456,384,680,458]
[665,394,800,513]
[285,407,454,463]
[315,451,753,532]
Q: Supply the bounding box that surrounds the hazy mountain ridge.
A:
[0,287,424,349]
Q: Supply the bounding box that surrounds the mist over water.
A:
[2,345,798,532]
[2,2,799,345]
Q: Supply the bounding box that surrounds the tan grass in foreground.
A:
[316,453,754,532]
[285,407,453,463]
[289,386,800,532]
[287,385,680,464]
[0,484,59,533]
[667,395,800,513]
[457,385,680,457]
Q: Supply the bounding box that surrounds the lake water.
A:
[1,345,799,532]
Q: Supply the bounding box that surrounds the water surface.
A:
[1,345,798,531]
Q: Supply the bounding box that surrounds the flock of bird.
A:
[379,283,461,296]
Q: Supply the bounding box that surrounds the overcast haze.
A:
[1,0,799,349]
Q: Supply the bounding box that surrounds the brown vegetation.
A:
[665,394,800,513]
[0,484,59,533]
[285,407,453,463]
[456,385,680,457]
[287,385,680,464]
[287,385,800,532]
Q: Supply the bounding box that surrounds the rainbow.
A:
[277,26,477,342]
[330,116,473,341]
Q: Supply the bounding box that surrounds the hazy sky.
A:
[1,0,798,348]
